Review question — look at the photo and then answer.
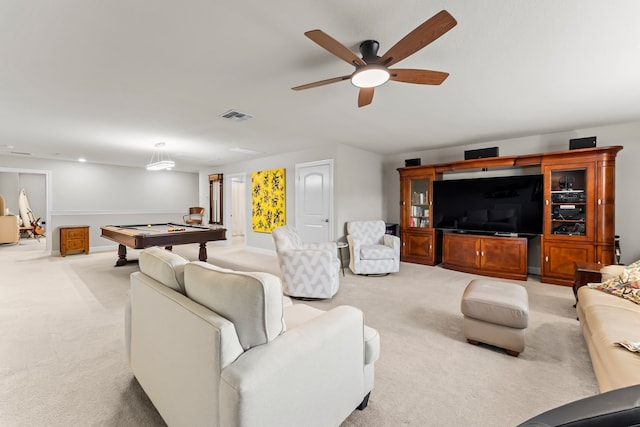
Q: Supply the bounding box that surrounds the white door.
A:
[295,160,333,243]
[224,172,246,246]
[231,180,246,236]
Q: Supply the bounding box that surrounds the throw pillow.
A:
[138,246,188,294]
[592,260,640,305]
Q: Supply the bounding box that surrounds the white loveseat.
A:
[125,247,380,427]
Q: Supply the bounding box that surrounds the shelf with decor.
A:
[399,166,442,265]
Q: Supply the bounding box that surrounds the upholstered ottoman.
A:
[461,279,529,357]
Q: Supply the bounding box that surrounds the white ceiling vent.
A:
[220,109,253,122]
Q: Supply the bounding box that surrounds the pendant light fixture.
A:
[146,142,175,171]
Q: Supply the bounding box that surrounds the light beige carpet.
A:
[0,238,599,426]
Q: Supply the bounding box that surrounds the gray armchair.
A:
[347,220,400,275]
[272,225,340,299]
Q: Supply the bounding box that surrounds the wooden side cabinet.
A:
[60,225,89,257]
[398,165,442,266]
[540,147,621,285]
[442,233,528,281]
[401,229,442,265]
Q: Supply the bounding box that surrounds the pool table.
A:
[100,223,226,266]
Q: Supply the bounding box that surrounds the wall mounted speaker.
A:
[570,136,596,150]
[405,158,421,167]
[464,147,499,160]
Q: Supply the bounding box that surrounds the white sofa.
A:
[126,247,379,427]
[577,264,640,392]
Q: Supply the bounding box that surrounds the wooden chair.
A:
[183,207,205,225]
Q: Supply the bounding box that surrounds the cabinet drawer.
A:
[65,229,86,239]
[65,239,85,251]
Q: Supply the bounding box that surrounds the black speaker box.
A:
[464,147,499,160]
[570,136,596,150]
[405,158,421,167]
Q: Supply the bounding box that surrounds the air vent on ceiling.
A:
[10,151,31,156]
[220,109,253,122]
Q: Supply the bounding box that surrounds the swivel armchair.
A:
[346,220,400,275]
[272,225,340,299]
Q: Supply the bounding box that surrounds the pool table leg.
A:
[116,244,128,266]
[199,243,207,262]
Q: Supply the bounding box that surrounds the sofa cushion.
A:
[600,264,627,281]
[184,261,285,350]
[138,247,188,294]
[346,220,386,245]
[360,244,395,260]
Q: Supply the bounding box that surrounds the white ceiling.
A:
[1,1,639,172]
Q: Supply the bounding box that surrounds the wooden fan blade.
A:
[390,69,449,85]
[380,10,457,67]
[305,30,367,67]
[358,87,374,107]
[292,75,351,91]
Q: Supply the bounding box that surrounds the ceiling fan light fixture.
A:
[351,65,390,88]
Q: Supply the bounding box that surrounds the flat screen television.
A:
[432,174,544,235]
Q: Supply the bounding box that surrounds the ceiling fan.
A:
[292,10,457,107]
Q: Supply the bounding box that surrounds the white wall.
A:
[200,143,385,252]
[0,172,21,212]
[334,144,384,241]
[0,155,199,254]
[201,145,338,252]
[383,120,640,264]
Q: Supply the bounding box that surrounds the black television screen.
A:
[432,174,544,235]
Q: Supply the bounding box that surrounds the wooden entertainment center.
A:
[397,146,622,285]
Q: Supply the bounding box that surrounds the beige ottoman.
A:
[461,279,529,357]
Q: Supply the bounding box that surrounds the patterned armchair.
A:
[272,226,340,299]
[346,220,400,275]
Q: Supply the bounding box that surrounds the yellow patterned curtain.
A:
[251,168,286,232]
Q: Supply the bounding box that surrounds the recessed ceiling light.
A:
[78,157,87,162]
